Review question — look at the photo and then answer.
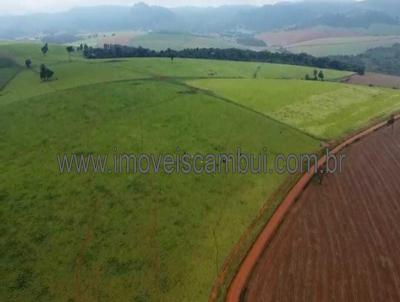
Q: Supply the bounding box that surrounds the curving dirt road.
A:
[245,122,400,301]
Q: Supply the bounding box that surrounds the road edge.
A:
[224,114,400,302]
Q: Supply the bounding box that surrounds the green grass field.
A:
[0,73,319,302]
[187,79,400,139]
[0,43,398,302]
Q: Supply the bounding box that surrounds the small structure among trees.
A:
[40,64,54,81]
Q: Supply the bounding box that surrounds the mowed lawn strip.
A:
[0,80,319,302]
[187,78,400,139]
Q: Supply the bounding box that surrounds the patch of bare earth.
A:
[246,122,400,302]
[343,72,400,89]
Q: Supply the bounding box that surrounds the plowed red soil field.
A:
[245,122,400,302]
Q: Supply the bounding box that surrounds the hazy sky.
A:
[1,0,293,15]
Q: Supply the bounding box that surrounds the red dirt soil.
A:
[245,122,400,302]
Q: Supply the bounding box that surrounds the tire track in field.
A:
[253,66,261,79]
[246,121,400,302]
[74,200,100,302]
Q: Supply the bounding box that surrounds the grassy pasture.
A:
[119,58,352,80]
[0,43,81,66]
[187,79,400,139]
[255,63,352,80]
[0,79,319,302]
[0,42,393,302]
[0,43,352,104]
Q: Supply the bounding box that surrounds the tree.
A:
[40,64,46,81]
[305,74,311,81]
[66,46,75,61]
[25,59,32,68]
[313,69,318,80]
[318,70,325,81]
[41,43,49,55]
[83,44,89,54]
[40,64,54,81]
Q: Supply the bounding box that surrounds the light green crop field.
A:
[255,63,352,80]
[187,79,400,139]
[0,43,397,302]
[286,35,400,56]
[0,80,319,302]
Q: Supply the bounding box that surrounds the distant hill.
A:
[362,0,400,17]
[332,43,400,76]
[0,1,399,39]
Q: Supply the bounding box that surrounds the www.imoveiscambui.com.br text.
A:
[56,147,346,175]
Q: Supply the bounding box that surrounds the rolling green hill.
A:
[0,43,398,302]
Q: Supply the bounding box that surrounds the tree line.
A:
[83,44,366,74]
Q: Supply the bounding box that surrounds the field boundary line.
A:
[211,113,400,302]
[0,76,247,106]
[182,82,325,142]
[0,67,22,92]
